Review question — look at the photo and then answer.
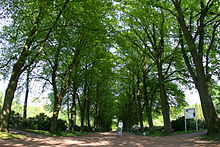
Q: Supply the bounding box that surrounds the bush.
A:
[9,112,67,132]
[197,119,206,130]
[25,113,51,131]
[83,126,93,132]
[171,116,206,132]
[73,125,81,131]
[9,111,23,128]
[57,119,67,132]
[153,126,164,132]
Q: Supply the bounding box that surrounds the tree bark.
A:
[87,94,91,130]
[146,105,154,133]
[143,69,154,133]
[80,81,88,132]
[0,7,41,131]
[136,77,144,130]
[50,65,69,133]
[0,61,24,132]
[23,68,30,119]
[196,72,219,135]
[157,62,172,134]
[50,97,61,133]
[68,83,77,132]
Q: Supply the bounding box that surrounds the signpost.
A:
[184,108,198,132]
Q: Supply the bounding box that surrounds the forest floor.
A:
[0,129,219,147]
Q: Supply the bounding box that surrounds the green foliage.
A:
[9,112,67,132]
[143,129,206,137]
[25,113,51,131]
[202,134,220,142]
[9,111,23,128]
[1,0,219,135]
[142,126,165,134]
[212,87,220,115]
[192,104,204,119]
[11,96,23,115]
[0,132,25,140]
[171,116,206,132]
[25,113,67,132]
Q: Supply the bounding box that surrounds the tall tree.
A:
[0,0,70,132]
[118,2,175,134]
[23,67,30,119]
[170,0,220,135]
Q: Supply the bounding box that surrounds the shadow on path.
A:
[0,130,219,147]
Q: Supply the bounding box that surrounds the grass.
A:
[143,132,167,137]
[141,129,207,137]
[201,134,220,141]
[0,131,25,140]
[24,129,94,137]
[173,129,206,135]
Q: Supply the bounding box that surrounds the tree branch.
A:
[205,22,218,75]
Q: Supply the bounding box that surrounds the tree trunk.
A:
[131,77,139,125]
[50,94,62,133]
[87,96,91,130]
[180,35,220,135]
[146,106,154,132]
[144,92,154,133]
[50,75,69,133]
[69,83,77,132]
[157,63,172,134]
[139,113,143,130]
[80,86,87,132]
[94,103,98,130]
[196,67,219,135]
[0,69,22,132]
[69,101,76,132]
[0,13,40,131]
[23,68,30,119]
[136,77,143,130]
[143,69,154,133]
[67,98,70,128]
[0,55,26,132]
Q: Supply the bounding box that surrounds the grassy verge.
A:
[140,129,207,137]
[201,134,220,142]
[24,129,94,137]
[173,129,206,135]
[0,132,25,140]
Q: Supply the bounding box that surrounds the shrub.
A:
[171,116,206,132]
[83,126,93,132]
[74,125,81,131]
[23,113,51,131]
[9,111,23,128]
[9,112,67,132]
[57,119,67,132]
[153,126,164,132]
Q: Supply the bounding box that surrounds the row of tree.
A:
[0,0,219,135]
[114,0,220,135]
[0,0,117,133]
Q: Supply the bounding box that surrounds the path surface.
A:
[0,130,219,147]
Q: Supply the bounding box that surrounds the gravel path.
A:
[0,130,219,147]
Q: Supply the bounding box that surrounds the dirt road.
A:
[0,130,219,147]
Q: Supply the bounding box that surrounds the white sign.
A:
[184,108,198,132]
[185,108,196,119]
